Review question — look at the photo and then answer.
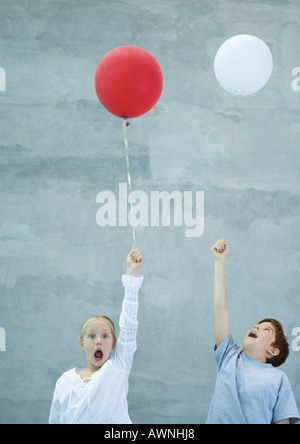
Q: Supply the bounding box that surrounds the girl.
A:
[49,247,144,424]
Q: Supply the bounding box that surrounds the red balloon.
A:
[95,46,163,119]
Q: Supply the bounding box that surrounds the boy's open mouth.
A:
[248,331,258,339]
[94,349,103,361]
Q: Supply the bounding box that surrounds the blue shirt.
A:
[206,334,300,424]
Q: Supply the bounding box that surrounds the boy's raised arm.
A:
[211,239,230,347]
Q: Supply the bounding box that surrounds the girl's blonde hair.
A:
[79,315,117,344]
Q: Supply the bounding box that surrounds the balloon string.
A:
[222,94,240,235]
[123,119,136,246]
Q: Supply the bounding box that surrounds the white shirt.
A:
[49,275,143,424]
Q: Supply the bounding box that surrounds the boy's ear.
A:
[267,346,280,358]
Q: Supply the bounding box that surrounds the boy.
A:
[207,239,299,424]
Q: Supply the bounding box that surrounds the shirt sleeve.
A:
[112,274,143,373]
[214,333,241,372]
[272,374,300,424]
[49,383,61,424]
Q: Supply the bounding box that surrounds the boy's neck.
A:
[242,348,267,364]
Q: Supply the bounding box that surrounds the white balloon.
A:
[214,34,273,96]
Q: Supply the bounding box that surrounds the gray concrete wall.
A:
[0,0,299,424]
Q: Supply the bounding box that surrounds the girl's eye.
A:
[89,334,95,339]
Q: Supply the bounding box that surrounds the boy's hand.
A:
[211,239,230,347]
[211,239,228,261]
[127,247,145,277]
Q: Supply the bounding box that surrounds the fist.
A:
[211,239,228,261]
[127,247,145,277]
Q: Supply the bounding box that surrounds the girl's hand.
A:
[211,239,228,261]
[127,247,145,277]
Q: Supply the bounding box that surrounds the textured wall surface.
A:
[0,0,299,424]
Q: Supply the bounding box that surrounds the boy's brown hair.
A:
[258,318,289,367]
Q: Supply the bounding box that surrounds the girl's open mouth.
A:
[94,350,103,361]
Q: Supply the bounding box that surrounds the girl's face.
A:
[79,319,116,371]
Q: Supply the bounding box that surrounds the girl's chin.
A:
[91,357,107,368]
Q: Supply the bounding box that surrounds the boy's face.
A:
[79,319,116,370]
[243,321,280,363]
